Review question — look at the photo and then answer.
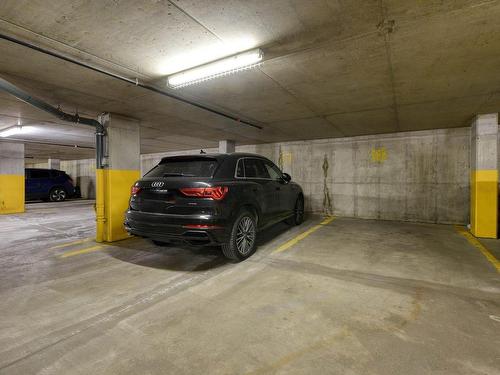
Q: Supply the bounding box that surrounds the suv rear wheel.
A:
[222,210,257,261]
[49,187,67,202]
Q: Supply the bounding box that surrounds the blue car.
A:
[25,168,76,202]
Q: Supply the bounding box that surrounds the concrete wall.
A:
[25,162,48,168]
[25,160,96,199]
[60,159,96,199]
[62,127,471,224]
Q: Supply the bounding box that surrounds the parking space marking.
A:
[50,237,93,250]
[273,216,335,254]
[59,245,103,258]
[455,226,500,273]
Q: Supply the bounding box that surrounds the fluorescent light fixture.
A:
[0,125,34,138]
[167,48,263,88]
[158,36,257,75]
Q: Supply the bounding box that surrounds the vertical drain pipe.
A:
[95,166,105,242]
[95,114,106,242]
[0,76,107,241]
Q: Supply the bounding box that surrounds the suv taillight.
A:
[131,186,141,196]
[180,186,229,200]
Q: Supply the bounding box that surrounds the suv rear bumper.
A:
[124,210,230,245]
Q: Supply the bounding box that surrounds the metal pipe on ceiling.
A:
[0,33,263,130]
[2,138,95,149]
[0,76,105,169]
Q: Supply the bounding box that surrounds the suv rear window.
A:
[50,170,64,177]
[145,157,218,178]
[30,169,51,179]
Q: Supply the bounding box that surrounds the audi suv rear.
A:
[125,153,304,261]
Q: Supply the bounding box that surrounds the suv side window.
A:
[264,161,282,180]
[244,158,270,179]
[53,170,67,178]
[235,159,245,178]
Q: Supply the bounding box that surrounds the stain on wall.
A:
[322,154,332,215]
[371,147,387,163]
[278,146,284,171]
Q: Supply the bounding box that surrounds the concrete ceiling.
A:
[0,0,499,160]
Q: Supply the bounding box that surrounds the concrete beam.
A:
[48,158,60,170]
[470,113,498,238]
[0,142,25,214]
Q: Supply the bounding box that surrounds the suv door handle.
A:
[275,187,281,191]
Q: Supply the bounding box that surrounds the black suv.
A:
[125,153,304,261]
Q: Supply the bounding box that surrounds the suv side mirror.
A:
[281,173,292,183]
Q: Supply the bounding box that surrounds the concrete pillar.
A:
[48,158,60,170]
[470,113,498,238]
[0,142,24,214]
[96,113,140,242]
[219,139,235,153]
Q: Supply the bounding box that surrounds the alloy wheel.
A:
[51,189,66,202]
[235,216,256,255]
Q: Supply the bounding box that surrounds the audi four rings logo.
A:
[151,181,165,188]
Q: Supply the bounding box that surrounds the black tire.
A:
[285,195,304,226]
[49,187,67,202]
[222,210,258,261]
[152,240,171,246]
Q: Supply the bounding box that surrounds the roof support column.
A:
[48,158,60,170]
[470,113,498,238]
[0,142,25,214]
[96,113,140,242]
[219,140,235,154]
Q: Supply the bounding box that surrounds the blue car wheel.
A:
[49,187,67,202]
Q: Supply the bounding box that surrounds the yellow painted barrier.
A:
[470,170,498,238]
[95,168,140,242]
[0,174,24,214]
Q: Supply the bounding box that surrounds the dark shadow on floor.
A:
[103,217,308,272]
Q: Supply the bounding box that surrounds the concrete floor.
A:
[0,201,499,375]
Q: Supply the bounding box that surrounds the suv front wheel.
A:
[222,210,257,261]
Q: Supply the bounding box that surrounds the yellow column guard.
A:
[95,169,140,242]
[0,174,24,214]
[470,170,498,238]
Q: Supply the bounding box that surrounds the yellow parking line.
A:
[319,217,335,225]
[59,245,103,258]
[50,237,93,250]
[455,226,500,273]
[273,216,335,254]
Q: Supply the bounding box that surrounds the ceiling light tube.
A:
[167,48,263,88]
[0,125,33,138]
